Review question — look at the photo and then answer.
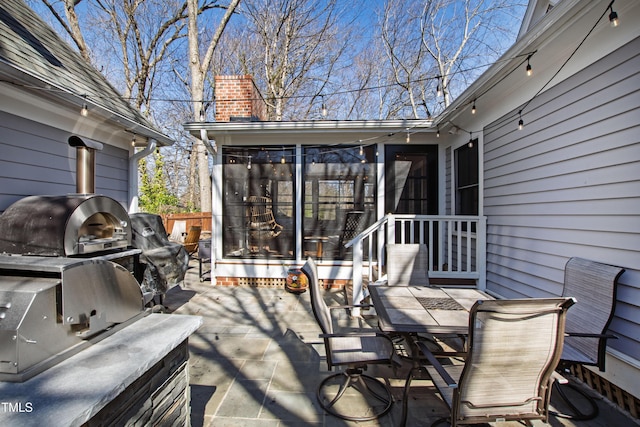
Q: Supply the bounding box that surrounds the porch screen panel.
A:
[303,145,376,260]
[222,147,295,259]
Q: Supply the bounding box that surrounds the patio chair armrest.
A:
[319,331,387,339]
[415,341,457,388]
[552,370,569,385]
[565,332,618,339]
[328,303,373,310]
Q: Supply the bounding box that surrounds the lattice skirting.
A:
[570,363,639,419]
[217,277,348,289]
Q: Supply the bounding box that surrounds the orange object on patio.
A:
[285,268,308,293]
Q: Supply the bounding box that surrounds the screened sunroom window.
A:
[222,147,295,259]
[303,145,376,260]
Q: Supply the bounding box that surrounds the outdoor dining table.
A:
[368,285,492,335]
[368,285,493,426]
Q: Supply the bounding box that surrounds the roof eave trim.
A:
[184,119,434,135]
[435,0,588,127]
[0,61,173,146]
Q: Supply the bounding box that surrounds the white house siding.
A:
[0,111,130,211]
[483,37,640,361]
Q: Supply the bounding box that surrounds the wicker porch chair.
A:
[325,210,366,259]
[300,257,401,421]
[246,196,283,252]
[412,298,575,427]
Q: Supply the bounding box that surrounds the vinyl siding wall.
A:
[483,37,640,360]
[0,111,129,211]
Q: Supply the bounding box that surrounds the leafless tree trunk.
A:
[91,0,190,111]
[239,0,353,121]
[187,0,241,211]
[40,0,92,62]
[381,0,524,117]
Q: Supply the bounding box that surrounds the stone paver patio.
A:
[163,261,639,427]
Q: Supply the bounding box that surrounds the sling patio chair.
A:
[382,244,444,358]
[409,297,575,427]
[301,257,401,421]
[385,243,430,286]
[552,257,625,420]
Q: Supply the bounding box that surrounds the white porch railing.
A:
[345,214,487,314]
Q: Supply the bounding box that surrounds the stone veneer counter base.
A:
[0,313,202,426]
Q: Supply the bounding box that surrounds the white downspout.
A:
[128,139,157,213]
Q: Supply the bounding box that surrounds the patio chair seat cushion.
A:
[327,335,395,366]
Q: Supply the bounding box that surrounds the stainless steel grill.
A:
[0,136,149,382]
[0,194,146,382]
[0,135,190,382]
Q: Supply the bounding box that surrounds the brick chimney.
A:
[214,75,267,122]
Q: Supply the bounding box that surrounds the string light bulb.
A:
[80,103,88,117]
[609,3,619,27]
[405,129,411,143]
[359,145,364,156]
[471,100,477,115]
[468,132,474,148]
[436,78,442,97]
[436,128,440,138]
[131,135,136,146]
[247,155,252,170]
[526,56,533,76]
[518,110,524,130]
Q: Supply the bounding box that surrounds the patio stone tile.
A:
[262,329,321,362]
[269,361,322,392]
[215,379,270,418]
[259,390,324,423]
[190,335,272,360]
[189,359,243,426]
[188,354,241,385]
[204,417,280,427]
[237,359,278,381]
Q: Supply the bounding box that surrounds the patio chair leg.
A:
[317,369,393,421]
[550,380,599,420]
[322,372,352,409]
[355,374,391,404]
[400,367,417,427]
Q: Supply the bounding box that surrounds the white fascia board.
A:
[184,119,434,137]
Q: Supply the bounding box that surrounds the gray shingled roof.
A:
[0,0,172,145]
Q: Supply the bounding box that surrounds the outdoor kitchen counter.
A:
[0,313,202,426]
